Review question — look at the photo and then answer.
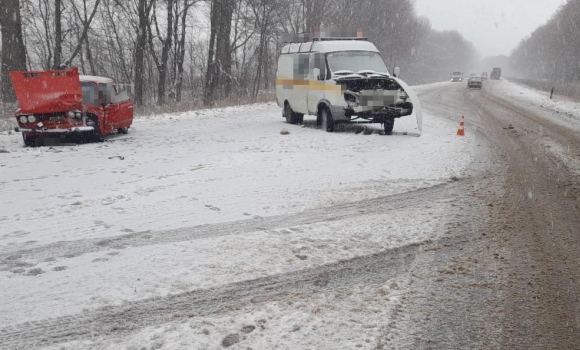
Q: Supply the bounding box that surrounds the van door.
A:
[292,53,310,114]
[307,52,327,114]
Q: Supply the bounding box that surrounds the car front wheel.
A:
[321,107,335,132]
[384,118,395,135]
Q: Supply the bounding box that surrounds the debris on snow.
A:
[221,333,240,347]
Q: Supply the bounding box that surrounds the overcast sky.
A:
[414,0,568,58]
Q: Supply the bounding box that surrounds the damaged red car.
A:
[9,67,133,146]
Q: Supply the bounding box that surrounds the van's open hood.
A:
[9,68,82,114]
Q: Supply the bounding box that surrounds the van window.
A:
[293,54,310,78]
[277,55,293,77]
[311,53,327,80]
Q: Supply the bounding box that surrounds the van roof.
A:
[281,40,380,55]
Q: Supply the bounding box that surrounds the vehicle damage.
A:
[336,70,414,123]
[9,67,133,146]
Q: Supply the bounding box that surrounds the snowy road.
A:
[1,80,580,349]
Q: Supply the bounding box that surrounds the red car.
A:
[9,68,133,146]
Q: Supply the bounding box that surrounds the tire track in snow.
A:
[0,181,467,270]
[0,242,418,350]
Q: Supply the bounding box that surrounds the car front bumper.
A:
[18,126,95,133]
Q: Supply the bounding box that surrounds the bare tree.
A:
[147,0,175,104]
[174,0,198,102]
[134,0,153,105]
[0,0,28,103]
[204,0,235,104]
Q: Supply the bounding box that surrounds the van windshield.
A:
[326,51,389,75]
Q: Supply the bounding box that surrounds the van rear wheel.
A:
[284,103,301,124]
[118,127,129,134]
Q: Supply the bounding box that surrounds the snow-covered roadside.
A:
[488,79,580,132]
[0,101,470,249]
[0,84,476,349]
[486,80,580,175]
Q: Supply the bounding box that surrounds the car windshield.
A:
[326,51,389,74]
[453,72,462,75]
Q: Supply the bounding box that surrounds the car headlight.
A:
[67,111,75,118]
[75,112,82,118]
[27,115,36,123]
[19,116,28,123]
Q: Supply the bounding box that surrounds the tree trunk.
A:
[54,0,62,68]
[0,0,28,103]
[203,0,218,104]
[134,0,150,105]
[176,0,193,103]
[215,0,233,96]
[157,0,173,104]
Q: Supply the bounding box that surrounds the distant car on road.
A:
[451,72,463,82]
[468,76,483,89]
[481,72,488,80]
[490,68,502,80]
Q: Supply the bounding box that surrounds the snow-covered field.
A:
[0,86,477,349]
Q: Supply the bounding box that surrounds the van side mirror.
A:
[312,68,321,80]
[393,67,401,78]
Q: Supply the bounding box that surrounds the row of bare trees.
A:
[1,0,478,106]
[511,0,580,83]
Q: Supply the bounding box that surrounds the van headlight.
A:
[27,115,36,123]
[19,116,28,123]
[344,92,359,107]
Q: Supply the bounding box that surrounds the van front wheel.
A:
[321,107,335,132]
[284,103,301,124]
[384,117,395,135]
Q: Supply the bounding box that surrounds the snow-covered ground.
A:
[486,80,580,175]
[489,79,580,132]
[0,85,477,349]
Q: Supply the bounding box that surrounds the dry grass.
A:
[134,92,276,116]
[508,77,580,102]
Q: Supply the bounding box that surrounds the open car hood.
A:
[9,68,83,114]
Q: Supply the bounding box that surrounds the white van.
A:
[276,33,422,135]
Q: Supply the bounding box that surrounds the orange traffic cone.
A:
[457,116,465,136]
